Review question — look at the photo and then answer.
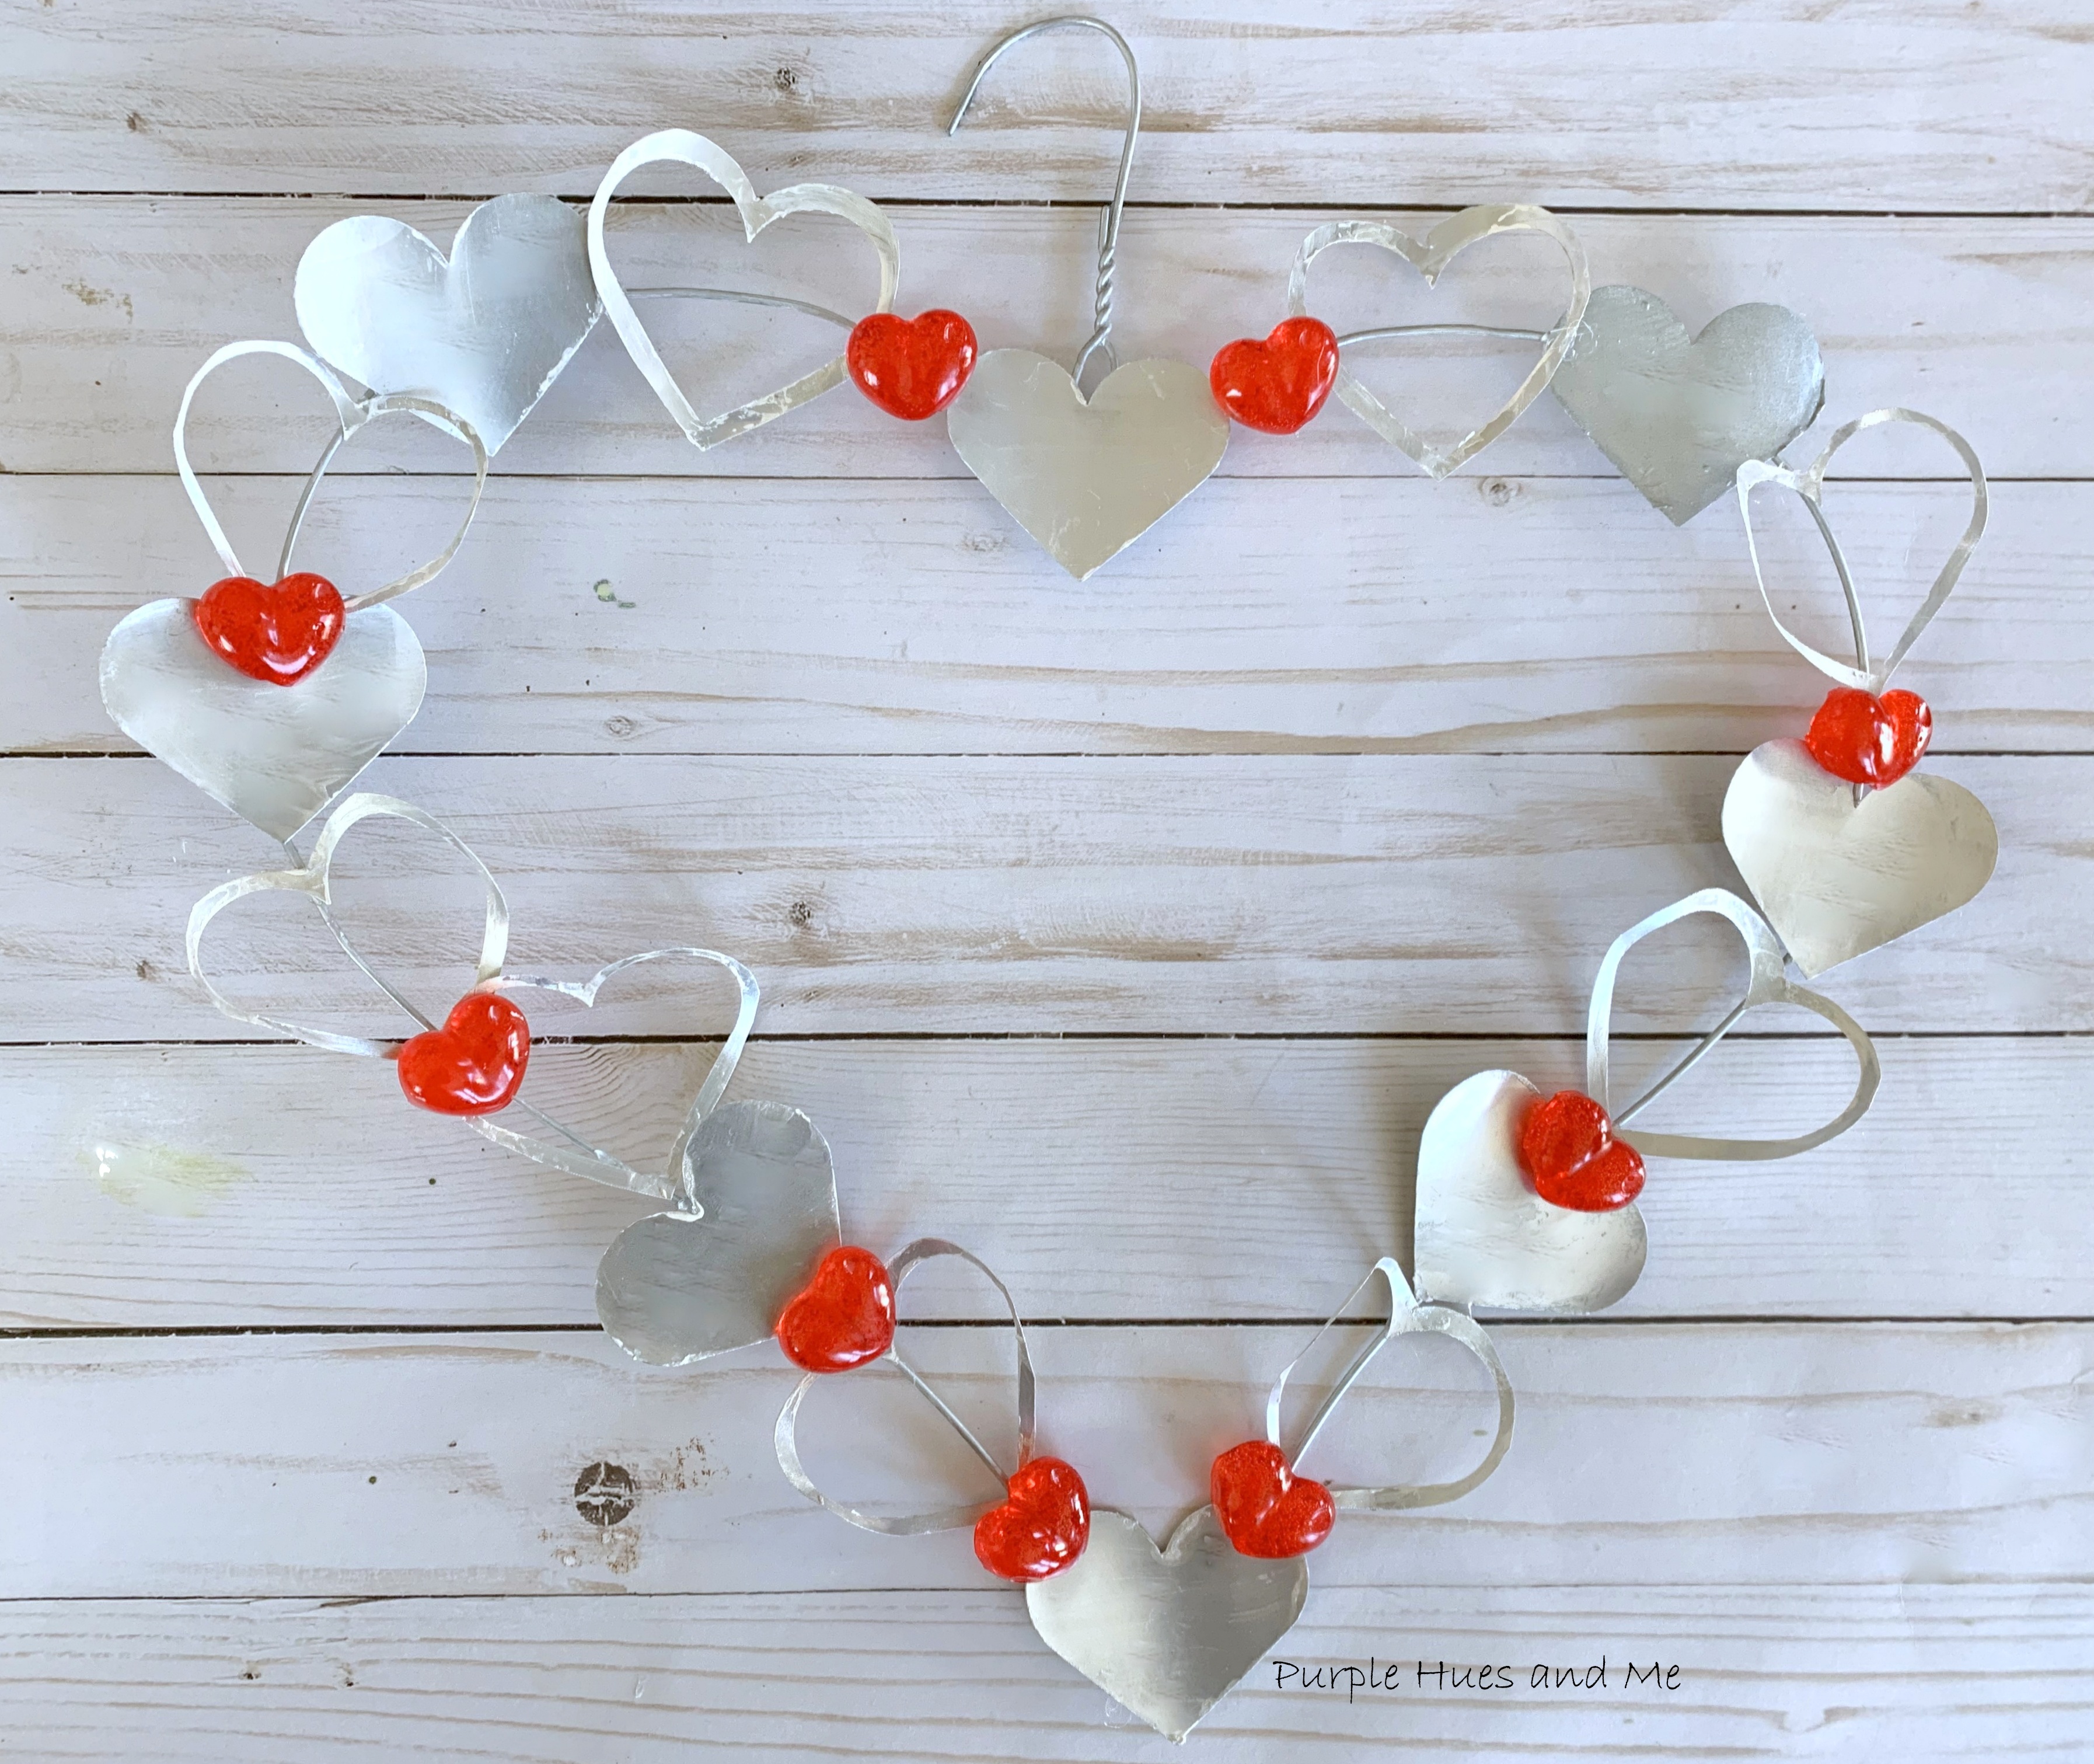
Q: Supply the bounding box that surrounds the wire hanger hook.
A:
[948,15,1142,393]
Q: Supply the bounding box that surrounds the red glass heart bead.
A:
[396,992,531,1117]
[1210,1439,1335,1559]
[191,572,346,686]
[775,1246,896,1373]
[973,1455,1091,1582]
[1208,317,1341,434]
[1517,1089,1645,1212]
[847,310,979,420]
[1803,686,1932,788]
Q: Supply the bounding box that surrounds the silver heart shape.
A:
[1286,205,1590,477]
[1413,1069,1648,1314]
[1027,1505,1306,1741]
[102,599,425,841]
[1549,285,1823,524]
[294,193,601,458]
[595,1100,841,1367]
[1723,740,1999,976]
[945,351,1229,578]
[587,129,899,450]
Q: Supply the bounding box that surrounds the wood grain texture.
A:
[13,472,2082,758]
[5,2,2090,210]
[4,1585,2088,1761]
[8,1035,2085,1330]
[0,752,2067,1040]
[6,200,2089,479]
[6,4,2088,1753]
[3,1323,2086,1597]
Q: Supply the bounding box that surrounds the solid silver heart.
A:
[1026,1505,1307,1742]
[102,599,425,841]
[1412,1068,1648,1315]
[1723,739,1999,977]
[595,1100,841,1367]
[945,350,1229,579]
[1550,285,1823,524]
[295,194,600,457]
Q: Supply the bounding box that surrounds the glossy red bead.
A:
[1803,686,1932,788]
[973,1456,1091,1582]
[191,572,346,686]
[1517,1089,1645,1212]
[846,310,979,420]
[396,992,531,1117]
[1207,317,1341,434]
[774,1246,896,1373]
[1210,1439,1335,1559]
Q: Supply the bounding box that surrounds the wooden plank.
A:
[12,472,2081,758]
[0,752,2063,1040]
[6,200,2089,479]
[4,3,2089,211]
[8,1035,2085,1330]
[1,1323,2086,1597]
[4,1584,2088,1760]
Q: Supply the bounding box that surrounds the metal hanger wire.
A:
[948,15,1142,393]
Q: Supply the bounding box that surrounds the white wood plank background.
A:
[4,4,2091,1759]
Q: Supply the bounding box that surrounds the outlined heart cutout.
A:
[1286,205,1591,477]
[1735,408,1987,698]
[588,129,900,449]
[1253,1257,1514,1521]
[775,1239,1044,1539]
[1414,888,1881,1313]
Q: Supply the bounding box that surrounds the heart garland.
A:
[1415,887,1880,1315]
[100,340,487,841]
[92,18,2017,1751]
[1725,409,1999,975]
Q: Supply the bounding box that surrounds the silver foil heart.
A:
[295,194,601,456]
[595,1100,841,1366]
[102,599,426,841]
[1722,740,1999,977]
[1027,1505,1307,1741]
[945,350,1229,579]
[1550,285,1824,524]
[1413,1068,1648,1314]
